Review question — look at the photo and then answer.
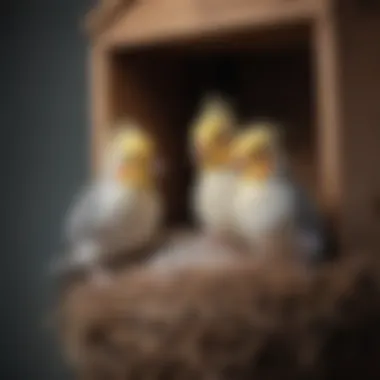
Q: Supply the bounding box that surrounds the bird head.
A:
[190,95,235,171]
[231,122,281,182]
[105,122,160,189]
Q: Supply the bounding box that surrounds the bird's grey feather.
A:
[290,179,327,260]
[65,181,136,245]
[275,162,327,262]
[64,183,101,245]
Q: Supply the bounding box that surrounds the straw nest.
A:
[55,233,380,380]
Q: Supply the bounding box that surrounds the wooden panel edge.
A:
[84,0,136,39]
[312,0,343,222]
[88,43,112,175]
[100,0,320,49]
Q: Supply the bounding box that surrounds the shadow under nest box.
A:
[54,1,380,378]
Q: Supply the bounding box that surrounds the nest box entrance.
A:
[87,0,380,249]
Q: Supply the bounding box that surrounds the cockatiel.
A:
[189,94,237,244]
[231,122,326,263]
[52,122,163,281]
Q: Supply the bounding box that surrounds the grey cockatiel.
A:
[231,122,326,263]
[51,122,163,281]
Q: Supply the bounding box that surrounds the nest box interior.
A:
[89,0,380,248]
[105,24,317,226]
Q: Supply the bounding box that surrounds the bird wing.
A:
[53,183,136,278]
[66,182,140,243]
[290,179,327,260]
[64,183,103,245]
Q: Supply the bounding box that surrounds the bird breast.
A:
[193,171,236,233]
[233,178,295,239]
[97,181,162,252]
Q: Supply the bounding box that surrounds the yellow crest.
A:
[232,122,279,159]
[191,95,235,145]
[108,120,156,160]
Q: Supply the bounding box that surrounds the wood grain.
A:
[332,0,380,247]
[89,44,112,173]
[97,0,319,48]
[312,0,343,221]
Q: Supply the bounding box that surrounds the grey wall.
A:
[2,0,92,378]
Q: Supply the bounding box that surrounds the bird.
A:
[189,94,237,247]
[231,121,326,263]
[52,121,163,283]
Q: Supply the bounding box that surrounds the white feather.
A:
[233,178,295,247]
[192,171,236,234]
[65,179,162,265]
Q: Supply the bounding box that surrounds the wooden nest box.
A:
[86,0,380,250]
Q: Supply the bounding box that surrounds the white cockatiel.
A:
[231,122,326,263]
[189,94,237,244]
[53,122,163,280]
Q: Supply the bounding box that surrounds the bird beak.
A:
[253,155,275,180]
[231,156,246,172]
[255,161,273,179]
[117,164,130,181]
[231,155,274,179]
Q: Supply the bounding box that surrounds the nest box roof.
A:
[84,0,320,49]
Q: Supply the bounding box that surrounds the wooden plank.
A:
[89,44,113,174]
[312,0,342,222]
[98,0,320,48]
[332,0,380,248]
